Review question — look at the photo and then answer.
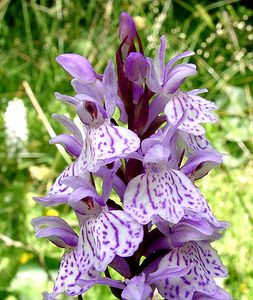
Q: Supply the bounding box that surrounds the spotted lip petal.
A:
[48,162,77,196]
[124,167,204,225]
[156,241,228,300]
[165,91,217,136]
[48,249,99,299]
[78,209,144,272]
[179,130,213,155]
[89,122,140,163]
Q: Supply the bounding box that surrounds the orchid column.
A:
[32,12,232,300]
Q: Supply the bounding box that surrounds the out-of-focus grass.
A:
[0,1,252,299]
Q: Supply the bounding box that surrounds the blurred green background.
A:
[0,0,252,299]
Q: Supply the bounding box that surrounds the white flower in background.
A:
[4,98,28,156]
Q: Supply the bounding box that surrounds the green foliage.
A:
[0,1,252,299]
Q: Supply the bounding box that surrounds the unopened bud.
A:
[125,52,148,83]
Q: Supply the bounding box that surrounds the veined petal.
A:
[164,91,217,135]
[163,64,197,94]
[179,131,213,154]
[49,134,82,157]
[34,162,91,207]
[103,60,119,118]
[56,54,97,83]
[164,51,195,78]
[124,168,204,225]
[52,114,83,142]
[76,133,97,173]
[48,249,99,299]
[32,216,78,248]
[89,122,140,162]
[181,150,223,180]
[71,79,104,101]
[146,58,163,94]
[122,274,153,300]
[193,287,232,300]
[156,241,228,300]
[79,210,144,272]
[184,200,228,230]
[49,162,78,195]
[154,35,166,85]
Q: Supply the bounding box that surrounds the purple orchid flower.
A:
[145,36,217,136]
[32,12,232,300]
[123,117,219,226]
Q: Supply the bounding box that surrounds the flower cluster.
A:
[32,12,232,300]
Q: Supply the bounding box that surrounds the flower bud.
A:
[125,52,148,83]
[119,12,137,45]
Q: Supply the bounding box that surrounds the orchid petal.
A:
[163,64,197,94]
[181,150,223,180]
[95,166,126,200]
[179,131,213,154]
[89,122,140,163]
[103,60,118,118]
[32,216,78,248]
[122,274,153,300]
[50,250,98,299]
[154,35,166,85]
[49,134,82,157]
[55,92,79,106]
[52,114,83,142]
[165,91,217,135]
[124,168,204,225]
[156,241,228,300]
[71,79,103,101]
[76,132,97,173]
[164,51,195,77]
[193,287,232,300]
[78,210,143,272]
[56,54,97,82]
[119,12,136,45]
[146,58,163,94]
